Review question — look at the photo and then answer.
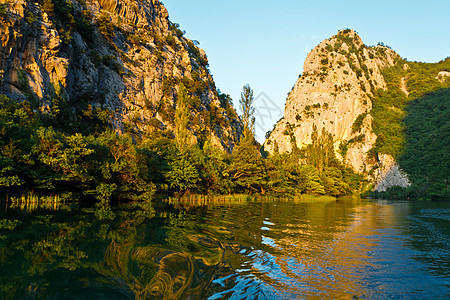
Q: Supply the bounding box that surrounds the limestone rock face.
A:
[374,154,410,192]
[0,0,241,150]
[265,29,408,186]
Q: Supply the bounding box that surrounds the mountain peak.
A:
[265,29,406,187]
[303,29,380,75]
[337,28,361,39]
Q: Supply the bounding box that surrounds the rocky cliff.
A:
[0,0,241,150]
[265,29,410,190]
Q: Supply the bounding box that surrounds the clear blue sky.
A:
[164,0,450,141]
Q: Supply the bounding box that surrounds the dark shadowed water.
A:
[0,198,449,299]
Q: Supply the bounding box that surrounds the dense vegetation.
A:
[0,84,364,208]
[371,87,450,200]
[369,57,450,160]
[369,56,450,200]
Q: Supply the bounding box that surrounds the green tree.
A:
[33,128,95,185]
[239,84,256,137]
[166,154,200,194]
[189,140,230,194]
[0,95,36,192]
[174,84,195,152]
[266,153,307,196]
[300,165,325,194]
[321,166,351,197]
[305,125,335,172]
[226,85,267,194]
[226,135,266,194]
[90,131,157,201]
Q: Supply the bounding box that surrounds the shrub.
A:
[0,3,7,17]
[96,13,115,39]
[129,34,144,45]
[169,21,185,38]
[42,0,54,15]
[351,112,368,133]
[198,55,209,67]
[361,64,369,78]
[76,10,94,41]
[186,40,200,56]
[338,141,349,159]
[333,41,342,52]
[26,11,38,23]
[165,35,179,50]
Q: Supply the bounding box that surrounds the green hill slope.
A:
[370,57,450,200]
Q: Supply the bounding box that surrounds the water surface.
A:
[0,198,449,299]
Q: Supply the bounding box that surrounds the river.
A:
[0,198,449,299]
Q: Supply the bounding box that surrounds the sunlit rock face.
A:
[264,29,409,188]
[0,0,241,151]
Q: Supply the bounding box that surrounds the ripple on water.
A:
[1,199,449,299]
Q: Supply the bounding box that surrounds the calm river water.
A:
[0,198,449,299]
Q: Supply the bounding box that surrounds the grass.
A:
[167,194,254,208]
[4,192,69,212]
[167,193,339,209]
[294,194,336,202]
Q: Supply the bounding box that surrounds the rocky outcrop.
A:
[264,29,409,186]
[374,155,410,192]
[436,71,450,82]
[0,0,241,150]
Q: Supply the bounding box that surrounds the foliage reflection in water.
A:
[0,198,449,299]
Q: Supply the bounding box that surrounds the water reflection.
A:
[0,199,449,299]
